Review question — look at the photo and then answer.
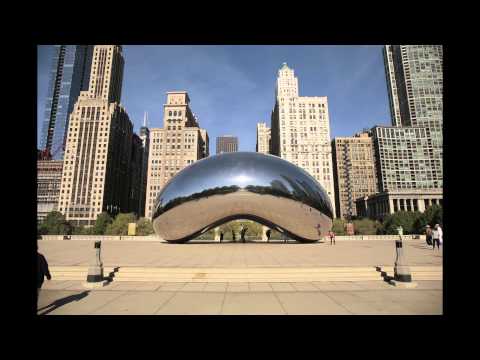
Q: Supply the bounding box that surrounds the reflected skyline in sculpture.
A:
[152,152,334,243]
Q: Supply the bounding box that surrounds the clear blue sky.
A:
[37,45,392,155]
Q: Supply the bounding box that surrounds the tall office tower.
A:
[58,45,137,226]
[37,160,63,223]
[40,45,94,160]
[256,122,271,154]
[332,131,379,219]
[270,63,336,216]
[138,112,150,217]
[144,91,209,219]
[384,45,443,182]
[372,125,441,192]
[216,135,238,154]
[128,133,144,215]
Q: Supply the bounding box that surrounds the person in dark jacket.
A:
[38,251,51,306]
[220,231,224,242]
[266,229,271,242]
[241,227,248,243]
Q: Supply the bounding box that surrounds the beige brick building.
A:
[270,63,336,216]
[256,122,271,154]
[145,91,209,219]
[58,45,139,226]
[332,131,378,219]
[37,160,63,223]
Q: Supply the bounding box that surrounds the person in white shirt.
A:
[432,224,442,250]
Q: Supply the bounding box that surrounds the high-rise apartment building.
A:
[58,45,140,226]
[144,91,209,219]
[332,131,378,219]
[216,135,238,154]
[384,45,443,183]
[270,63,336,215]
[256,122,271,154]
[37,160,63,223]
[40,45,94,160]
[371,125,441,192]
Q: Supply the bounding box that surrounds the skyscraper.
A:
[37,160,63,223]
[138,112,150,218]
[270,63,336,216]
[384,45,443,183]
[40,45,94,160]
[144,91,209,219]
[256,122,271,154]
[332,131,378,219]
[216,135,238,154]
[58,45,138,226]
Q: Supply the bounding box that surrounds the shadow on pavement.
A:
[38,290,90,315]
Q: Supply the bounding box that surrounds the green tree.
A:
[331,218,347,235]
[380,211,423,235]
[136,217,154,236]
[72,226,93,235]
[413,205,443,234]
[92,212,113,235]
[352,218,381,235]
[38,211,73,235]
[105,213,137,235]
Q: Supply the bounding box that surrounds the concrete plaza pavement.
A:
[37,239,443,315]
[38,280,442,315]
[38,239,442,268]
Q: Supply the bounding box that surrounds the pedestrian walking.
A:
[328,230,335,245]
[436,224,443,248]
[37,250,51,308]
[232,230,236,242]
[220,231,224,242]
[425,225,433,246]
[266,229,271,242]
[241,227,248,243]
[432,224,442,250]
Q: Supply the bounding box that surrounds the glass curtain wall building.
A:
[39,45,94,160]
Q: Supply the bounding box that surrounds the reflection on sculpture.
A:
[152,152,334,243]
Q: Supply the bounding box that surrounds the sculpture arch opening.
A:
[152,152,334,243]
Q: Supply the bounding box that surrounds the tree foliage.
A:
[380,211,423,235]
[352,218,382,235]
[136,217,154,236]
[331,219,347,235]
[412,204,443,234]
[92,212,113,235]
[105,213,137,235]
[38,211,73,235]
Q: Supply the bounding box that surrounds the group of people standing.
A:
[219,226,249,243]
[425,224,443,250]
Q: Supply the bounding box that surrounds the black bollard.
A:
[84,240,108,288]
[389,229,417,288]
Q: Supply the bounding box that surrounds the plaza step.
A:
[377,266,442,281]
[48,265,442,282]
[111,266,382,282]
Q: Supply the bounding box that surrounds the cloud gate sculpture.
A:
[152,152,334,243]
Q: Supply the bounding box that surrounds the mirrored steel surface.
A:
[152,152,334,243]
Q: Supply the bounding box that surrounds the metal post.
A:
[389,227,417,288]
[84,240,108,288]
